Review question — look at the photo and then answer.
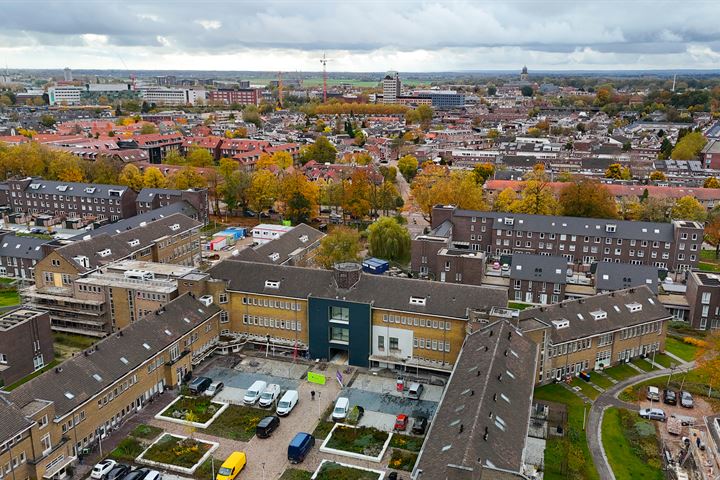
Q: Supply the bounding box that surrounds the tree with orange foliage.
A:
[694,331,720,398]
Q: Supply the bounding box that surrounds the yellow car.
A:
[216,451,246,480]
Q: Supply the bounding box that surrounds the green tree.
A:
[299,135,337,165]
[472,163,495,184]
[486,84,497,96]
[559,179,618,219]
[315,227,362,269]
[671,195,707,222]
[186,147,214,167]
[163,149,185,165]
[671,131,707,160]
[242,105,262,128]
[118,164,145,191]
[704,177,720,189]
[637,197,672,223]
[397,155,419,181]
[416,104,434,129]
[39,114,56,128]
[139,123,158,134]
[659,137,673,160]
[367,217,411,262]
[520,85,534,97]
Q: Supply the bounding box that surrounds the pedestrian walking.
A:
[311,390,315,400]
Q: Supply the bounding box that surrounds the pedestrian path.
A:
[664,350,687,365]
[560,380,592,404]
[626,362,645,373]
[596,370,618,385]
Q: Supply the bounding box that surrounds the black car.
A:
[188,376,212,395]
[122,469,150,480]
[663,389,677,405]
[256,415,280,438]
[106,465,131,480]
[412,416,429,435]
[244,209,258,217]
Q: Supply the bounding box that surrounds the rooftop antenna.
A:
[671,74,677,93]
[320,53,331,103]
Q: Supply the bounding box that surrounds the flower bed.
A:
[204,404,267,441]
[388,449,418,472]
[319,424,392,463]
[130,424,163,440]
[311,460,383,480]
[156,396,228,429]
[109,438,144,462]
[136,434,218,474]
[388,433,423,452]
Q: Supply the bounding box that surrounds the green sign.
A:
[282,220,292,227]
[307,372,326,385]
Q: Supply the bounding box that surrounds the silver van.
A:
[407,382,424,400]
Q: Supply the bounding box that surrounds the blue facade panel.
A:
[307,297,371,368]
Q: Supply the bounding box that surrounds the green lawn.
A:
[591,374,615,390]
[53,332,96,350]
[533,384,598,480]
[698,262,720,272]
[601,408,663,480]
[664,337,698,362]
[619,369,717,403]
[109,437,144,462]
[508,301,533,310]
[130,424,163,440]
[203,404,267,441]
[570,378,601,400]
[3,360,60,390]
[651,353,676,369]
[0,278,15,285]
[604,363,640,382]
[632,358,655,372]
[279,469,313,480]
[0,289,20,307]
[701,249,719,261]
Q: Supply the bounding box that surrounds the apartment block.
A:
[509,254,567,304]
[207,88,261,106]
[25,213,202,336]
[0,294,220,480]
[685,271,720,330]
[0,308,54,387]
[413,206,703,278]
[234,223,324,266]
[179,259,508,373]
[139,88,206,106]
[519,287,671,384]
[411,221,485,285]
[0,233,51,282]
[0,178,137,222]
[135,188,209,225]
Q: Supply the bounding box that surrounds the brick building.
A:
[685,271,720,330]
[135,188,209,225]
[509,254,567,304]
[0,308,54,387]
[207,88,261,106]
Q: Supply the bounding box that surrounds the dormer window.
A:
[409,296,426,306]
[29,183,40,190]
[626,303,642,313]
[85,187,96,194]
[504,218,514,226]
[128,239,140,247]
[265,280,280,289]
[590,310,607,320]
[269,253,280,262]
[299,235,308,243]
[551,319,569,329]
[56,185,68,192]
[170,223,180,231]
[97,249,112,258]
[605,224,616,233]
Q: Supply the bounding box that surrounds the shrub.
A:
[683,337,708,348]
[389,449,418,471]
[141,435,211,468]
[109,438,144,461]
[325,426,389,457]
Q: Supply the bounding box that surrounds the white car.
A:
[258,383,281,408]
[203,381,224,397]
[91,460,117,480]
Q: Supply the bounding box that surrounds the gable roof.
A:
[6,293,219,419]
[510,254,567,284]
[595,262,659,293]
[414,320,537,478]
[0,233,51,260]
[237,223,324,265]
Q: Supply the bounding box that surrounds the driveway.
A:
[587,363,694,480]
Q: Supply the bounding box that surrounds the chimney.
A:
[333,263,362,289]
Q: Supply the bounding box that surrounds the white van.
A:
[332,397,350,422]
[258,383,281,408]
[243,380,267,405]
[276,390,299,416]
[407,382,424,400]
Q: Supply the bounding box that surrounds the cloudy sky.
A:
[2,0,720,72]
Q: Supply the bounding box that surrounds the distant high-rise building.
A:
[382,72,401,104]
[63,67,73,82]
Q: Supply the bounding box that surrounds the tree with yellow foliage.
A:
[118,164,145,191]
[493,187,519,212]
[167,166,207,190]
[410,163,486,221]
[142,167,167,188]
[694,331,720,398]
[279,172,319,224]
[248,169,279,219]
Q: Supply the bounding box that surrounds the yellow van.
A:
[216,451,247,480]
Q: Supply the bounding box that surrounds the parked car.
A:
[105,465,130,480]
[216,451,246,480]
[646,386,660,401]
[91,460,117,479]
[680,391,694,408]
[243,380,267,405]
[663,389,677,405]
[639,408,667,422]
[276,390,299,416]
[204,381,224,397]
[243,209,258,218]
[188,377,212,395]
[258,383,281,408]
[256,415,280,438]
[123,468,151,480]
[501,264,510,275]
[394,414,409,431]
[140,470,162,480]
[332,397,350,422]
[412,416,429,435]
[407,382,424,400]
[287,432,315,464]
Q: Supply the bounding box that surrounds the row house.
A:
[0,294,219,480]
[0,178,137,222]
[24,213,202,336]
[520,287,670,383]
[509,254,567,305]
[685,271,720,331]
[420,205,703,273]
[179,260,508,374]
[0,233,52,283]
[135,188,209,225]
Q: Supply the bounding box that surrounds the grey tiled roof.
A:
[17,179,131,199]
[0,233,51,260]
[208,260,508,319]
[414,320,537,478]
[244,223,324,265]
[0,398,33,443]
[595,262,659,293]
[7,293,220,419]
[510,254,567,284]
[453,209,675,242]
[519,286,670,344]
[136,188,184,203]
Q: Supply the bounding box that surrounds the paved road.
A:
[587,363,694,480]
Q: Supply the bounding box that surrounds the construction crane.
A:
[320,53,330,103]
[277,71,284,109]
